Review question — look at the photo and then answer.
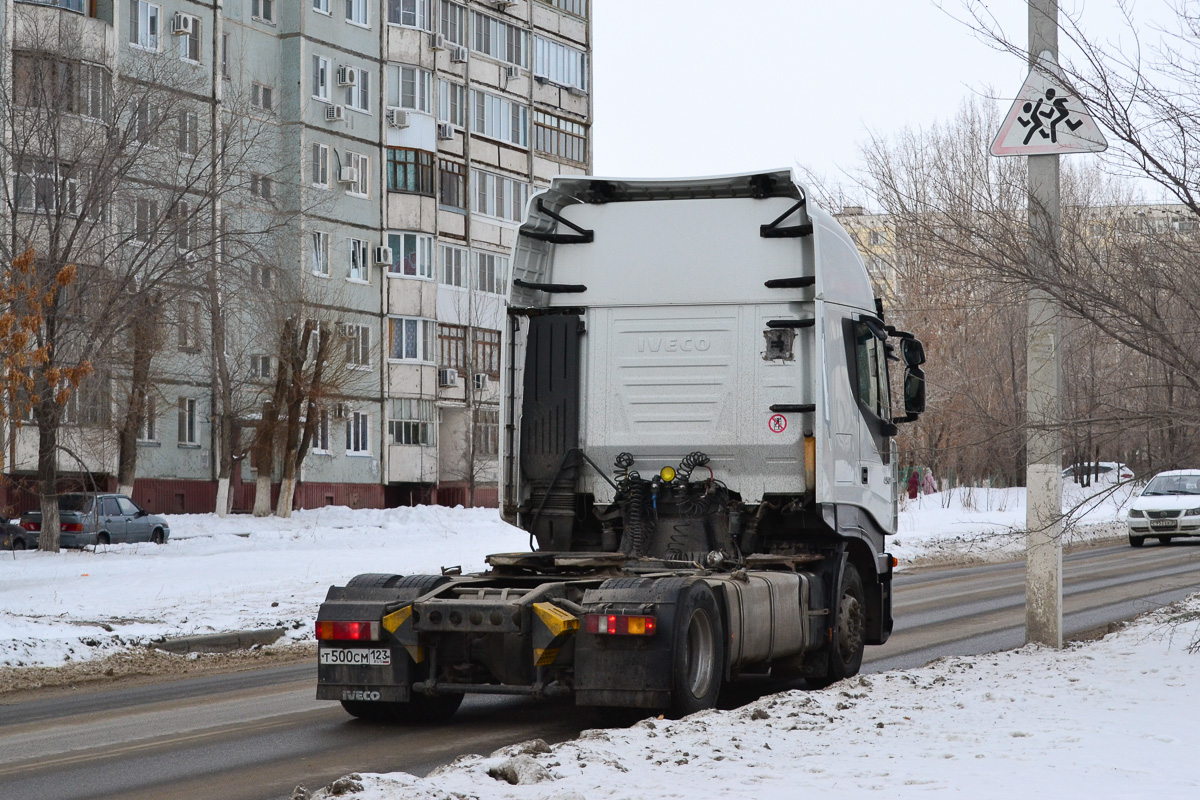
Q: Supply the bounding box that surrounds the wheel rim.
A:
[13,540,25,551]
[836,593,865,663]
[684,608,715,698]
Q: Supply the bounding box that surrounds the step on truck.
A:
[316,170,928,721]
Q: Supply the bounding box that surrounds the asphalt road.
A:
[1,540,1197,800]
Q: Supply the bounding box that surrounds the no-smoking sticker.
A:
[768,414,787,433]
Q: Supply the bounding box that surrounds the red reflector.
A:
[584,613,657,636]
[315,620,379,641]
[62,523,84,533]
[21,522,38,532]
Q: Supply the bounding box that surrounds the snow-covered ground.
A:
[305,598,1200,799]
[0,485,1137,669]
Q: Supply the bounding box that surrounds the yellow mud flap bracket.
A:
[382,605,424,663]
[532,603,580,666]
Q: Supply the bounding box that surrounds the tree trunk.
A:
[276,476,296,518]
[214,476,231,517]
[36,418,60,552]
[253,472,272,517]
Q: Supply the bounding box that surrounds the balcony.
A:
[12,1,116,62]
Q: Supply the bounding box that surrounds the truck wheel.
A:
[394,690,464,724]
[808,564,865,689]
[340,700,396,721]
[669,582,724,717]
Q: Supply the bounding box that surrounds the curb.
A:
[152,627,287,655]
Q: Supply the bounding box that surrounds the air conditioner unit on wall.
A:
[431,33,446,50]
[473,373,490,391]
[336,66,357,87]
[374,245,393,265]
[505,65,521,80]
[325,104,345,122]
[337,166,360,184]
[493,0,515,10]
[387,107,409,128]
[436,122,455,140]
[450,46,468,63]
[172,12,195,35]
[439,369,459,388]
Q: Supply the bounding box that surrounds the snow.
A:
[5,484,1194,799]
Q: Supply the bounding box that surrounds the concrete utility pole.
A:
[1025,0,1064,648]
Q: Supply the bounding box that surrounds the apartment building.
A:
[0,0,592,513]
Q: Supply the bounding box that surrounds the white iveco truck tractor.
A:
[315,170,928,721]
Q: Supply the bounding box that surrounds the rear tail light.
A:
[315,620,381,641]
[62,523,83,533]
[584,613,657,636]
[21,522,38,532]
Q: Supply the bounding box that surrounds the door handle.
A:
[861,467,869,485]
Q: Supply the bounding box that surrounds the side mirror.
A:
[901,338,926,368]
[136,509,149,518]
[904,367,926,416]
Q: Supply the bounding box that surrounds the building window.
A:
[252,263,273,289]
[440,245,468,287]
[389,317,436,361]
[438,79,466,127]
[345,68,371,112]
[177,301,202,351]
[250,173,273,200]
[169,200,198,252]
[250,354,272,379]
[312,55,330,100]
[312,408,330,452]
[472,169,529,223]
[439,159,466,210]
[344,324,371,367]
[313,0,330,13]
[312,143,329,187]
[16,160,79,216]
[471,11,526,67]
[475,251,508,294]
[348,238,369,281]
[177,397,198,445]
[178,110,199,155]
[473,329,501,376]
[388,0,432,30]
[389,64,432,113]
[388,398,436,445]
[129,1,161,51]
[538,0,587,18]
[133,197,157,241]
[471,90,528,147]
[534,111,587,164]
[12,55,111,121]
[346,411,370,453]
[251,0,275,22]
[439,323,466,369]
[60,374,111,427]
[386,147,435,195]
[439,1,466,44]
[311,230,330,275]
[251,82,274,111]
[345,152,369,196]
[533,36,587,91]
[474,407,499,455]
[138,395,157,442]
[345,0,369,26]
[178,17,202,63]
[387,232,434,278]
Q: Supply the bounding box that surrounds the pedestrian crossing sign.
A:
[991,55,1107,157]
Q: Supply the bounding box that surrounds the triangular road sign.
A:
[991,57,1107,157]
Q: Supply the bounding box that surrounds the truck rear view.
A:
[317,170,928,720]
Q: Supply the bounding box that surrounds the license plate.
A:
[320,648,391,666]
[1150,520,1177,530]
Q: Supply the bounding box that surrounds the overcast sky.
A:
[590,1,1161,187]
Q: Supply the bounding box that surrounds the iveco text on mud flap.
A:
[315,169,928,722]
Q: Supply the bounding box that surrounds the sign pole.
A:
[1025,0,1064,648]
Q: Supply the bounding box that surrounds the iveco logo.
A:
[637,337,712,353]
[342,690,381,701]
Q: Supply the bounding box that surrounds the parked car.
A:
[1062,461,1135,484]
[19,493,170,548]
[1127,469,1200,547]
[1,521,34,550]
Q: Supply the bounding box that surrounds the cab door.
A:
[117,496,149,541]
[98,496,127,543]
[847,318,896,533]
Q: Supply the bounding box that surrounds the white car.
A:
[1127,469,1200,547]
[1063,461,1135,484]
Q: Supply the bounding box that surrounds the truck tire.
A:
[808,564,865,689]
[669,581,724,717]
[394,689,464,723]
[346,573,406,589]
[1129,535,1145,548]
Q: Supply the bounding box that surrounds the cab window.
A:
[853,321,890,420]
